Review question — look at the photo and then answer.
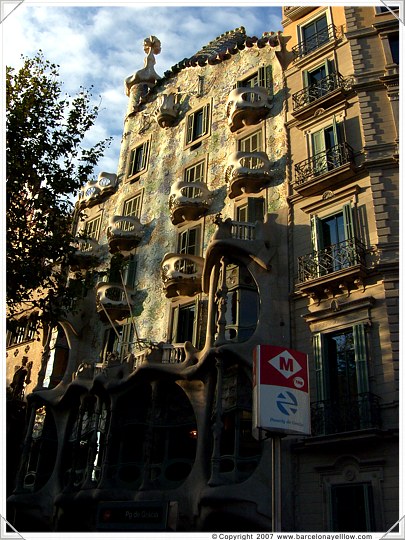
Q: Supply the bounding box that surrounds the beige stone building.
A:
[7,6,399,533]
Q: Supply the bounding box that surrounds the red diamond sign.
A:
[253,345,310,436]
[268,350,302,379]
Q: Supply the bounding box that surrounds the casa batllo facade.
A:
[6,5,399,534]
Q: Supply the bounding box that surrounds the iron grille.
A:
[297,238,366,283]
[292,24,340,59]
[311,393,381,435]
[292,72,346,111]
[294,142,355,187]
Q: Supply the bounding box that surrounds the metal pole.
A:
[272,435,282,532]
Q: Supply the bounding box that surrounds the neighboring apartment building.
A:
[6,6,399,533]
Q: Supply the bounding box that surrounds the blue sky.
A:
[3,2,283,177]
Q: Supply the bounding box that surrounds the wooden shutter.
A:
[201,103,210,136]
[186,113,195,144]
[140,140,149,171]
[247,197,265,222]
[258,65,273,95]
[353,323,369,394]
[343,203,355,240]
[310,215,323,251]
[313,333,329,401]
[171,306,179,343]
[124,256,137,288]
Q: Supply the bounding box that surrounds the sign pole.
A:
[271,434,282,532]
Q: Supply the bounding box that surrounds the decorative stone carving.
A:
[161,253,204,298]
[78,172,117,208]
[125,35,161,96]
[155,93,180,128]
[225,151,273,198]
[107,215,143,254]
[169,180,213,224]
[226,86,273,132]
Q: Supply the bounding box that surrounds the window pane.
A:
[388,34,399,64]
[332,484,374,531]
[176,304,195,343]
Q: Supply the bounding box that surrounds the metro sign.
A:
[269,350,302,379]
[253,345,311,437]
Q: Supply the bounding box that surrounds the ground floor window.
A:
[331,483,375,531]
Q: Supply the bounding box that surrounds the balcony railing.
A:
[294,142,355,187]
[230,221,256,241]
[292,24,340,60]
[297,238,366,283]
[292,72,347,111]
[311,393,381,436]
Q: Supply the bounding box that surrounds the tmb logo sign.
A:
[253,345,310,437]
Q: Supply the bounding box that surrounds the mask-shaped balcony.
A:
[226,87,273,132]
[107,215,143,254]
[161,253,204,298]
[169,180,213,225]
[69,238,101,270]
[96,282,135,322]
[225,151,272,199]
[155,92,180,128]
[78,172,118,208]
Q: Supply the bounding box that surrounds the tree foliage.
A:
[6,51,111,322]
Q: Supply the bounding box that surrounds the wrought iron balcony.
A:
[311,393,381,436]
[292,72,348,113]
[107,215,143,254]
[161,253,204,298]
[226,86,273,132]
[225,151,272,199]
[292,24,341,60]
[96,282,135,321]
[294,142,356,195]
[169,180,213,225]
[297,238,366,284]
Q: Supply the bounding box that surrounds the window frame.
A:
[126,138,150,182]
[297,9,332,55]
[123,190,143,219]
[177,225,202,256]
[234,196,265,223]
[170,300,199,345]
[184,101,211,149]
[84,215,102,241]
[7,316,38,347]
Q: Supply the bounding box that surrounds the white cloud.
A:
[3,2,283,175]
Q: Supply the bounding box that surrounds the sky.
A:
[2,1,284,177]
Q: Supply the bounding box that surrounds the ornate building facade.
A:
[6,6,399,533]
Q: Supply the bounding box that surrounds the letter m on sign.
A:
[280,355,293,372]
[269,350,302,379]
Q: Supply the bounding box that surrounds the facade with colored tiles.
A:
[6,5,399,533]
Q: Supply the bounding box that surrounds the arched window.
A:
[22,405,57,492]
[211,363,262,484]
[113,381,197,490]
